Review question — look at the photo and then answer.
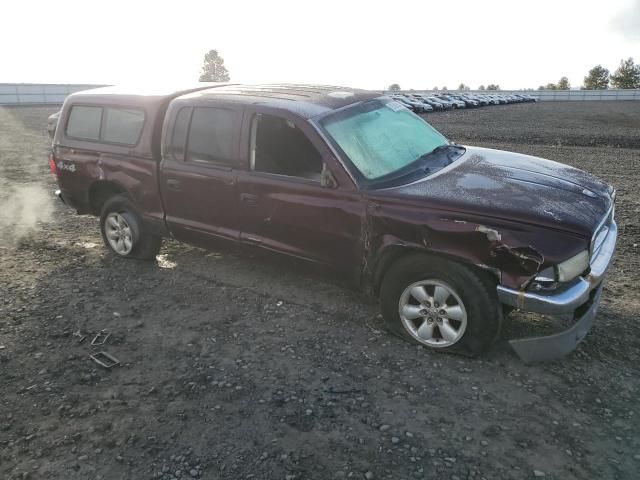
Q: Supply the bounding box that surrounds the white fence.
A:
[0,84,106,105]
[393,89,640,101]
[524,89,639,101]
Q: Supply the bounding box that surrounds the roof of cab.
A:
[65,83,234,106]
[175,84,381,119]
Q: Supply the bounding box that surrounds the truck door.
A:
[236,108,364,280]
[160,104,243,246]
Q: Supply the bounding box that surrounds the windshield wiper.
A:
[430,144,453,155]
[415,144,465,174]
[420,143,465,161]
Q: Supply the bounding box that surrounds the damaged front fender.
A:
[363,203,587,293]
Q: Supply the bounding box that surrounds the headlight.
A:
[557,250,589,281]
[534,250,590,283]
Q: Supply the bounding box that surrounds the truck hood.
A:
[377,146,614,236]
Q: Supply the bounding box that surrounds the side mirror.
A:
[320,163,338,189]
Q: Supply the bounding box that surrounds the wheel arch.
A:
[88,180,129,216]
[371,244,500,296]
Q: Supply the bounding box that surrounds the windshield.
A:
[319,99,448,181]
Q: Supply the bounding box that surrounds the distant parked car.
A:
[402,95,436,112]
[436,95,466,109]
[47,111,61,138]
[449,94,479,108]
[426,96,453,110]
[466,94,489,106]
[515,94,537,102]
[420,96,449,110]
[409,95,445,111]
[476,93,500,105]
[390,96,417,111]
[390,96,419,112]
[404,94,442,112]
[459,95,480,107]
[485,94,505,105]
[393,95,433,113]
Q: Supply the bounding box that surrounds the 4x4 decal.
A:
[56,161,76,173]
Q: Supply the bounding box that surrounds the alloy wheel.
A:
[105,212,133,255]
[398,280,468,348]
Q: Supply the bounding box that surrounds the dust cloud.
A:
[0,183,54,246]
[0,107,54,247]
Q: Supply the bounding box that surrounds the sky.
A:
[1,0,639,90]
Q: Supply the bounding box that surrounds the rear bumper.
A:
[496,221,617,362]
[55,189,89,213]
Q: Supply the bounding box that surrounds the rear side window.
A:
[187,107,236,166]
[65,105,145,145]
[66,106,102,140]
[102,108,145,145]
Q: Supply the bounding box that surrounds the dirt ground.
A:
[1,101,639,480]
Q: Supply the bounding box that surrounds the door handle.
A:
[240,193,258,206]
[166,179,182,191]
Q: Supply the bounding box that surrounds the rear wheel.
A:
[380,254,502,356]
[100,195,161,260]
[104,212,135,255]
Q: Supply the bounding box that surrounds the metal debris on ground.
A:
[72,330,87,343]
[91,330,111,346]
[89,351,121,368]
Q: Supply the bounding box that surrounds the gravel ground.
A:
[1,102,639,480]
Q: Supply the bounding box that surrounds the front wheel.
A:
[380,254,502,356]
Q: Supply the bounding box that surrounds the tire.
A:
[100,195,161,260]
[380,254,502,356]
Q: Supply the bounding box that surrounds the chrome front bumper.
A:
[496,221,617,362]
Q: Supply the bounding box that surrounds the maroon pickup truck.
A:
[50,84,617,362]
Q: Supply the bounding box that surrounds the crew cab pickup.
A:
[51,84,617,362]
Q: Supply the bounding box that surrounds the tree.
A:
[388,83,401,92]
[486,84,500,90]
[478,85,486,90]
[458,83,470,91]
[557,76,570,90]
[545,83,557,90]
[433,86,439,91]
[583,65,610,90]
[610,58,640,89]
[199,50,230,82]
[442,86,448,91]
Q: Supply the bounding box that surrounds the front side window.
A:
[187,107,236,166]
[66,105,102,140]
[319,99,448,182]
[251,114,323,181]
[102,107,145,145]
